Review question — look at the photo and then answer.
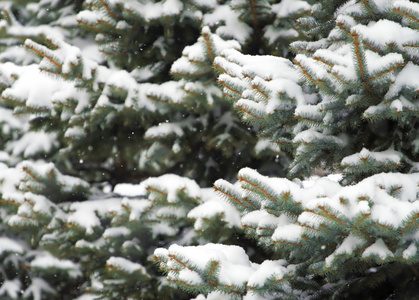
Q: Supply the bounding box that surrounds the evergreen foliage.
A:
[0,0,418,299]
[155,0,419,299]
[0,0,288,298]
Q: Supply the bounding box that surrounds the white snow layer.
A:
[215,48,308,121]
[1,64,74,110]
[106,256,146,274]
[0,237,24,254]
[188,188,241,230]
[271,0,311,18]
[155,243,294,292]
[114,183,144,197]
[18,160,89,193]
[139,173,201,203]
[203,5,252,43]
[218,167,419,264]
[7,132,58,158]
[155,169,419,295]
[31,253,81,276]
[68,198,121,234]
[362,238,393,260]
[341,148,402,166]
[117,175,241,232]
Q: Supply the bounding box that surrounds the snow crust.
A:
[2,64,73,110]
[171,26,241,83]
[155,243,294,294]
[203,5,252,43]
[145,122,184,139]
[362,238,393,260]
[18,160,90,193]
[215,48,308,121]
[114,183,144,197]
[7,132,58,158]
[121,198,151,221]
[403,243,417,260]
[106,256,146,274]
[352,19,417,49]
[103,227,131,239]
[271,0,311,18]
[68,198,121,234]
[0,164,22,195]
[139,174,201,204]
[159,243,254,286]
[214,167,419,269]
[325,234,364,267]
[188,188,241,230]
[31,253,80,276]
[386,62,419,99]
[341,148,402,167]
[247,259,291,286]
[0,237,24,254]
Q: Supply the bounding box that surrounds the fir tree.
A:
[2,0,418,299]
[155,0,419,299]
[0,0,300,299]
